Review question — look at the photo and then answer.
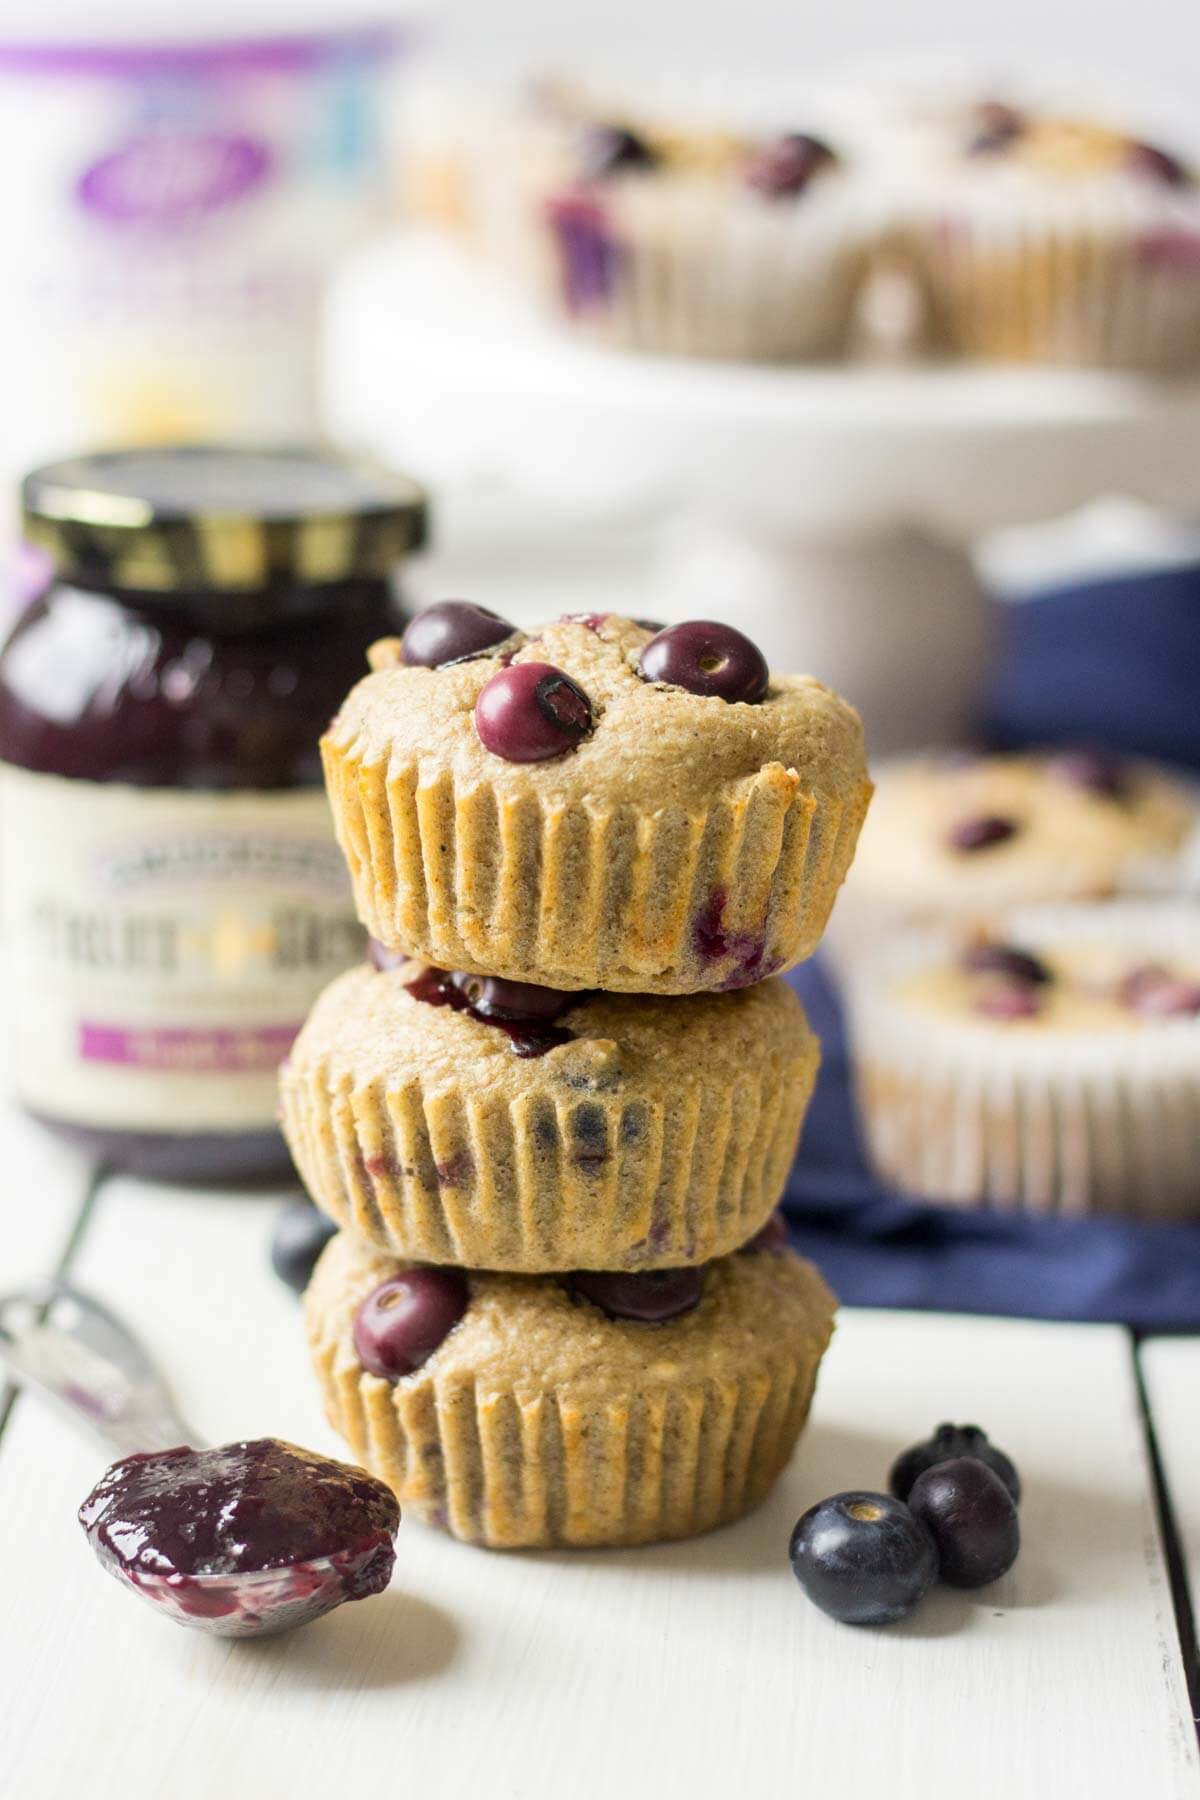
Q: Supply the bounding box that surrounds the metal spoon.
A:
[0,1281,398,1639]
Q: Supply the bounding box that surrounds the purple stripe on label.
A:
[80,1021,300,1072]
[0,27,405,78]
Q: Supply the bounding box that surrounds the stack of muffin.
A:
[281,603,871,1549]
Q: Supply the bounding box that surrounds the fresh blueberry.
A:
[475,661,594,761]
[270,1201,337,1296]
[1046,747,1128,799]
[966,100,1025,155]
[907,1456,1021,1588]
[789,1491,938,1625]
[961,942,1051,986]
[1121,965,1200,1018]
[744,1209,790,1252]
[579,123,658,181]
[973,983,1043,1020]
[448,970,574,1022]
[946,813,1019,853]
[569,1267,703,1322]
[746,132,836,198]
[890,1423,1021,1505]
[1128,141,1191,186]
[400,600,516,669]
[640,620,769,704]
[353,1270,469,1380]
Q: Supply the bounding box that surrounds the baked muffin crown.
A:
[322,611,871,992]
[333,614,867,810]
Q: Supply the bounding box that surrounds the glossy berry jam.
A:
[570,1266,704,1322]
[789,1491,938,1626]
[404,965,576,1056]
[640,621,769,704]
[475,661,594,761]
[79,1438,399,1636]
[890,1423,1022,1506]
[400,599,516,668]
[906,1456,1021,1588]
[579,123,658,181]
[961,943,1052,986]
[746,133,835,198]
[270,1200,338,1296]
[354,1270,470,1379]
[946,813,1019,853]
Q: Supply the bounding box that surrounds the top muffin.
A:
[322,605,870,993]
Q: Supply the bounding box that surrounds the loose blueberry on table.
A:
[271,1200,337,1296]
[475,661,594,762]
[569,1267,704,1322]
[789,1492,939,1626]
[401,599,516,669]
[906,1456,1021,1588]
[890,1422,1022,1505]
[78,1438,399,1638]
[639,621,769,704]
[354,1269,470,1379]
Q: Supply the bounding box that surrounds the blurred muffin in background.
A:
[839,62,1200,369]
[829,747,1197,956]
[401,70,881,362]
[845,900,1200,1217]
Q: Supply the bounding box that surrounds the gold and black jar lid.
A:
[22,445,429,599]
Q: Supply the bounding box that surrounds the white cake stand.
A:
[322,236,1200,751]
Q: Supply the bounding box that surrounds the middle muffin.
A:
[281,956,818,1272]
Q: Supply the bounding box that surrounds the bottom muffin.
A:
[305,1229,836,1550]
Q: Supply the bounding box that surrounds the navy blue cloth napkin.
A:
[781,562,1200,1330]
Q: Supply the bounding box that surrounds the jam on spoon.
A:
[0,1281,399,1641]
[79,1439,400,1637]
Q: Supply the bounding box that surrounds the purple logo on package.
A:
[77,131,272,226]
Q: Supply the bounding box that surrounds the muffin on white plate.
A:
[495,77,879,362]
[845,900,1200,1218]
[828,746,1196,958]
[863,70,1200,369]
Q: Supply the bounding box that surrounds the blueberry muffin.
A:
[513,91,874,361]
[281,951,818,1272]
[305,1225,836,1549]
[832,747,1193,952]
[322,605,871,993]
[897,93,1200,368]
[846,901,1200,1216]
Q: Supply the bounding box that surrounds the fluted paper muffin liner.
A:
[322,616,871,994]
[281,962,818,1272]
[846,901,1200,1217]
[533,175,874,361]
[905,174,1200,370]
[306,1230,836,1550]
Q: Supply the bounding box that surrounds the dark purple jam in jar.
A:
[0,447,427,1181]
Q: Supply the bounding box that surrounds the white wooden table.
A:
[2,1112,1197,1800]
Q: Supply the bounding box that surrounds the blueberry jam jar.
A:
[1,447,426,1181]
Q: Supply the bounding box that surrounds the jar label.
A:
[1,768,362,1133]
